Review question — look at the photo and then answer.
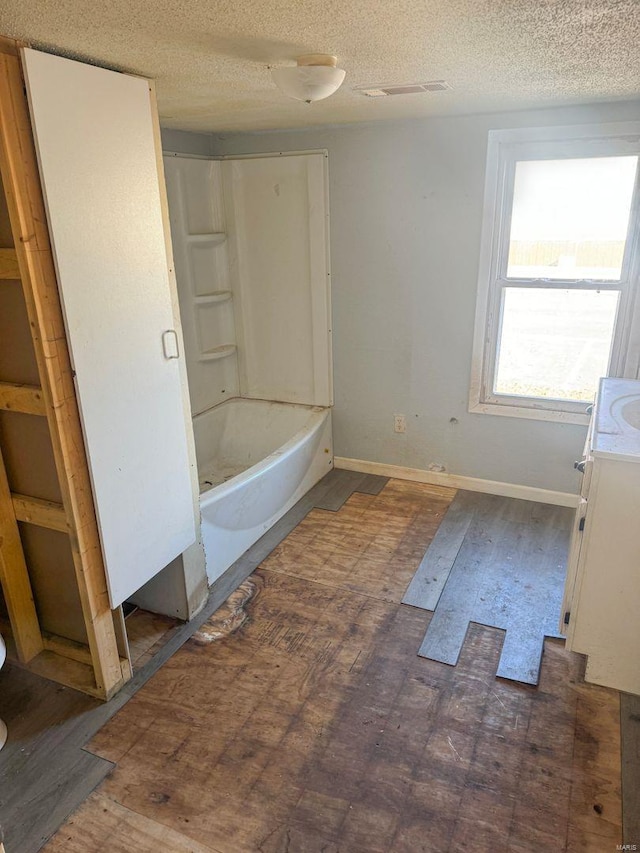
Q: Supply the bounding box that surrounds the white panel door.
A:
[22,48,196,607]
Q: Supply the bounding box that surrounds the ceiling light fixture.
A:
[271,54,346,103]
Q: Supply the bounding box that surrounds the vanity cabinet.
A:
[561,377,640,696]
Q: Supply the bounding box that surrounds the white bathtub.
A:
[192,398,333,584]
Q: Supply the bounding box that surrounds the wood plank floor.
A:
[0,666,112,853]
[42,480,623,853]
[403,490,478,611]
[407,492,574,685]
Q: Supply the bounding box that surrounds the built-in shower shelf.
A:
[194,291,232,305]
[199,344,237,362]
[186,232,226,246]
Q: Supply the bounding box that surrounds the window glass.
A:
[494,287,619,402]
[507,156,638,281]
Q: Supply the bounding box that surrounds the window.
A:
[470,123,640,424]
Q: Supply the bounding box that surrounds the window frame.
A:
[469,122,640,425]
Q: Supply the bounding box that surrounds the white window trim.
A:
[469,121,640,426]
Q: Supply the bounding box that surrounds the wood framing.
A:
[0,448,42,661]
[11,494,67,532]
[0,247,19,278]
[0,37,130,699]
[0,382,46,415]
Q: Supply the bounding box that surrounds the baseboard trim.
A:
[333,457,579,508]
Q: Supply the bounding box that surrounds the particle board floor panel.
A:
[0,467,388,853]
[261,478,455,604]
[125,609,180,670]
[42,480,624,853]
[312,468,388,510]
[411,491,573,685]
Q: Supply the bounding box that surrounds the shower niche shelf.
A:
[199,344,237,362]
[186,232,226,245]
[164,154,238,412]
[194,291,232,304]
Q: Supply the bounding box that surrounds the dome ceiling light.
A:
[271,54,346,104]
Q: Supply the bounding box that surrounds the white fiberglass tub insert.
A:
[193,398,332,584]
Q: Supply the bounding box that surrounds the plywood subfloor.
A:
[43,480,622,853]
[0,467,389,852]
[125,608,179,670]
[405,491,573,685]
[260,478,455,603]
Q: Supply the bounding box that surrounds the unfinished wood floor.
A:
[43,480,622,852]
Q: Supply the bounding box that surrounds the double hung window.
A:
[470,123,640,423]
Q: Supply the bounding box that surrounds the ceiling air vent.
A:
[356,80,451,98]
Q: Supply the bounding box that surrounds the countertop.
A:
[592,377,640,462]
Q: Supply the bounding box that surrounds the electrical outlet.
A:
[394,414,406,433]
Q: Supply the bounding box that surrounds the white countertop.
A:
[592,377,640,462]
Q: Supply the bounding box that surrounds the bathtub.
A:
[192,398,333,584]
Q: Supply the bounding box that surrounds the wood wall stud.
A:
[0,447,42,661]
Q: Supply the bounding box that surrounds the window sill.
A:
[469,400,590,426]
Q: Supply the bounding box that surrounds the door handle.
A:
[162,329,179,359]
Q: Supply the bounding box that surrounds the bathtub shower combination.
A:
[193,398,331,582]
[164,150,333,584]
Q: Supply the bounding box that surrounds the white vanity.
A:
[561,377,640,696]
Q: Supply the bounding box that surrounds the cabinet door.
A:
[22,49,196,607]
[559,497,587,637]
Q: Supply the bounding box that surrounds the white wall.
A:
[162,99,640,495]
[162,128,211,157]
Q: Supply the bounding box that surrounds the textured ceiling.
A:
[1,0,639,133]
